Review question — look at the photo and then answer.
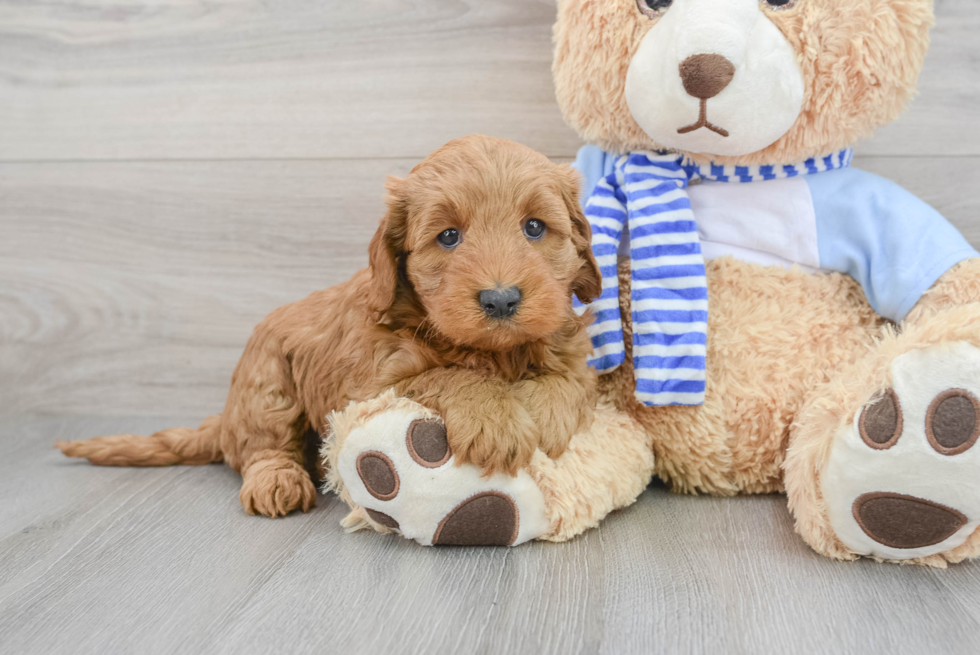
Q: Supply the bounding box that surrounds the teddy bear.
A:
[324,0,980,566]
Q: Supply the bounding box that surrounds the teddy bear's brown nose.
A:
[679,54,736,100]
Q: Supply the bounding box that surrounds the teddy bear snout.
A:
[679,54,735,100]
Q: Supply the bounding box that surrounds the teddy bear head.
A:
[553,0,933,165]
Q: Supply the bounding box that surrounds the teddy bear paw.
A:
[334,404,550,547]
[822,341,980,560]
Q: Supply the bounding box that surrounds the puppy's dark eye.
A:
[762,0,799,9]
[437,229,460,248]
[524,219,546,240]
[637,0,672,17]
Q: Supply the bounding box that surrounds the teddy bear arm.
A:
[906,258,980,324]
[804,168,978,325]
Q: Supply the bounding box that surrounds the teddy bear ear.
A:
[558,166,603,304]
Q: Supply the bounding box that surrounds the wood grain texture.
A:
[0,0,578,161]
[0,0,976,161]
[3,155,979,416]
[0,158,410,416]
[2,416,980,655]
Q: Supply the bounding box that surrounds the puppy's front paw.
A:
[445,397,538,477]
[526,400,592,461]
[240,458,317,518]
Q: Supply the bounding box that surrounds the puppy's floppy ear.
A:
[367,176,408,317]
[559,166,602,304]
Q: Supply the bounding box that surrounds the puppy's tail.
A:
[56,415,224,467]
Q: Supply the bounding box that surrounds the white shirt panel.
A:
[687,176,822,270]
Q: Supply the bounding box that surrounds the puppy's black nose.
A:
[479,286,521,319]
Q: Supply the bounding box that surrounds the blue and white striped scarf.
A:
[573,149,853,407]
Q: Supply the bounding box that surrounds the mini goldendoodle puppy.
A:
[58,135,602,518]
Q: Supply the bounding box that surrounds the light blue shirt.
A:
[575,145,978,322]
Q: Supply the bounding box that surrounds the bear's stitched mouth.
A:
[677,98,729,137]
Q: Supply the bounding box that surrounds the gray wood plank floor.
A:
[4,417,980,655]
[3,1,980,653]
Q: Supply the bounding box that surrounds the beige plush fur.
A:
[553,0,933,165]
[607,258,884,497]
[553,0,980,564]
[530,403,655,541]
[600,255,980,565]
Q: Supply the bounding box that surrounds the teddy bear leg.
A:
[321,391,654,546]
[526,405,655,542]
[785,302,980,566]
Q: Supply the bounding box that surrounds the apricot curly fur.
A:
[57,135,602,516]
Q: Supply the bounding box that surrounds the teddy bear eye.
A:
[636,0,673,18]
[437,229,460,248]
[762,0,799,10]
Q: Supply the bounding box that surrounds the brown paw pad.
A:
[859,389,903,450]
[433,491,519,547]
[926,389,980,456]
[407,419,451,468]
[853,492,967,549]
[366,509,400,530]
[356,451,399,501]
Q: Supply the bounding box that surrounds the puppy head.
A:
[553,0,933,164]
[368,135,601,351]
